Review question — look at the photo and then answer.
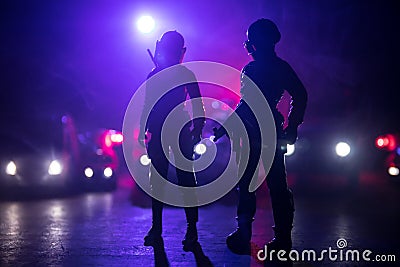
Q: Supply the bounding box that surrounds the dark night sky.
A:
[0,0,398,134]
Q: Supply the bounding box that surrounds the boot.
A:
[267,226,292,252]
[226,220,252,255]
[144,225,162,246]
[261,227,293,265]
[182,222,198,252]
[268,188,294,252]
[144,222,163,246]
[144,200,163,247]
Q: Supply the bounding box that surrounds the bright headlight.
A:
[335,142,351,157]
[48,160,62,175]
[103,167,113,178]
[388,166,399,176]
[84,167,94,178]
[6,161,17,176]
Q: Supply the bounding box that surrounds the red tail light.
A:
[375,134,397,151]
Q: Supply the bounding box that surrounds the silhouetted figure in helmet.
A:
[139,31,205,251]
[214,19,307,256]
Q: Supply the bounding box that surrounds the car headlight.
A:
[6,161,17,176]
[335,142,351,157]
[388,166,399,176]
[84,167,94,178]
[103,167,113,178]
[48,160,62,175]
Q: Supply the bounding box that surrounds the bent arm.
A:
[284,63,308,128]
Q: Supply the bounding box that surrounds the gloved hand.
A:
[212,127,227,142]
[283,124,298,145]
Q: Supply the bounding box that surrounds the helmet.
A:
[157,30,185,56]
[247,18,281,46]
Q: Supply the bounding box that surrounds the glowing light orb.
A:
[194,143,207,155]
[375,134,397,151]
[6,161,17,176]
[103,167,113,178]
[376,137,385,147]
[335,142,351,157]
[388,166,399,176]
[48,160,62,175]
[285,144,295,156]
[105,135,112,147]
[111,133,124,143]
[137,15,155,33]
[84,167,94,178]
[140,154,151,166]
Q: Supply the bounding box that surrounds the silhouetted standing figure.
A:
[214,19,307,255]
[139,31,205,251]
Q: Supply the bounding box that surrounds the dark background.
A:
[0,0,398,133]
[0,2,399,266]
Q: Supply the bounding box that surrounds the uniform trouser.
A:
[147,125,198,227]
[237,141,294,232]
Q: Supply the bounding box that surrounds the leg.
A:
[263,146,294,251]
[226,137,262,255]
[172,125,199,251]
[236,144,260,225]
[144,135,170,246]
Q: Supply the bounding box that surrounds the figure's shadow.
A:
[152,238,170,267]
[189,242,214,267]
